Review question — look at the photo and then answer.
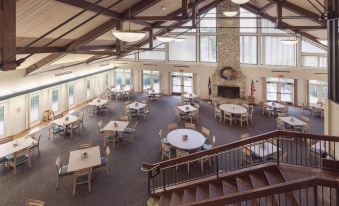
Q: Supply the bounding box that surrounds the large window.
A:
[240,8,257,33]
[261,19,285,34]
[169,35,196,62]
[171,72,193,94]
[199,8,216,33]
[51,89,59,112]
[308,80,328,105]
[30,94,40,123]
[200,35,216,62]
[86,79,91,99]
[240,36,257,64]
[139,51,165,61]
[301,41,327,68]
[115,68,132,89]
[68,84,75,106]
[266,78,294,103]
[0,106,4,137]
[263,36,296,66]
[143,70,161,92]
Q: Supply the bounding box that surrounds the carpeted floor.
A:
[0,95,324,206]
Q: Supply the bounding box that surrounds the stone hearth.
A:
[211,0,246,100]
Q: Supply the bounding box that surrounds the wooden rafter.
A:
[24,0,162,75]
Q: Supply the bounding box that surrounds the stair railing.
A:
[142,130,339,194]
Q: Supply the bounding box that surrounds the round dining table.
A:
[219,104,247,114]
[167,129,205,150]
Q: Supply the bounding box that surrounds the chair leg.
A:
[73,184,76,196]
[56,177,59,190]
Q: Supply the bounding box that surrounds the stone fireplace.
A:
[211,1,246,102]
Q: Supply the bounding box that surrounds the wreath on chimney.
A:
[219,66,237,80]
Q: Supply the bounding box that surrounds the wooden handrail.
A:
[142,130,339,170]
[181,176,339,206]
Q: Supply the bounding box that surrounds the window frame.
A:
[51,88,59,113]
[68,83,75,107]
[29,92,41,125]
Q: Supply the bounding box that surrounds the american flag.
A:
[251,80,256,97]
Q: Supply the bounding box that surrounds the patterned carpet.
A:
[0,95,324,206]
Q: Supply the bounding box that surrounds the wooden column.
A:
[327,0,339,102]
[0,0,16,71]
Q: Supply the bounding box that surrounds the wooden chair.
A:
[0,135,13,144]
[140,105,150,120]
[185,122,196,129]
[78,143,94,149]
[277,105,289,116]
[201,127,210,139]
[175,149,190,173]
[237,112,249,127]
[25,199,45,206]
[167,123,177,132]
[202,136,216,151]
[41,110,54,123]
[159,129,169,152]
[72,168,92,196]
[123,122,138,142]
[55,155,71,189]
[119,115,129,121]
[77,112,85,128]
[223,112,234,126]
[88,105,98,116]
[30,133,41,156]
[8,147,32,175]
[48,123,64,142]
[94,146,111,175]
[187,110,199,124]
[214,106,222,122]
[161,144,173,160]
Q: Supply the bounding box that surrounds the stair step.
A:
[170,191,183,206]
[264,168,299,206]
[208,182,223,198]
[222,179,237,195]
[182,188,196,204]
[249,173,275,206]
[196,185,209,201]
[236,176,253,192]
[159,193,171,206]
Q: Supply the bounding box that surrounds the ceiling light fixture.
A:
[223,1,238,17]
[231,0,250,4]
[318,39,327,45]
[174,37,185,42]
[280,38,298,45]
[156,6,175,43]
[112,7,146,42]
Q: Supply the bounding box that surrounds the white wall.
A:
[0,61,115,137]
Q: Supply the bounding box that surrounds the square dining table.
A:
[0,136,35,159]
[51,114,79,127]
[67,146,101,172]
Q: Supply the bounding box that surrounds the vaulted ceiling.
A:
[1,0,329,74]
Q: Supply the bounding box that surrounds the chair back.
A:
[119,115,129,121]
[0,135,13,144]
[176,149,189,157]
[168,123,177,131]
[97,120,103,132]
[78,112,85,120]
[32,133,41,144]
[185,123,196,129]
[105,146,111,158]
[242,103,249,109]
[14,147,31,160]
[26,199,45,206]
[158,129,163,139]
[55,155,62,170]
[73,168,92,183]
[54,113,63,120]
[240,133,250,140]
[131,122,138,129]
[211,136,216,145]
[79,143,94,149]
[201,127,210,137]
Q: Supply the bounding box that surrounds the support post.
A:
[0,0,16,71]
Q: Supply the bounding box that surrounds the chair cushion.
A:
[161,138,169,144]
[53,127,63,133]
[101,157,107,165]
[8,155,29,165]
[202,144,213,150]
[0,157,7,164]
[59,166,69,176]
[76,175,89,183]
[105,135,115,141]
[123,127,135,134]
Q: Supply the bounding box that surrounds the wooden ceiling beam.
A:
[267,0,326,26]
[25,0,161,74]
[55,0,120,20]
[260,2,275,11]
[0,0,16,71]
[17,45,115,54]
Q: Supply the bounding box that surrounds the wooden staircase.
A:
[157,165,299,206]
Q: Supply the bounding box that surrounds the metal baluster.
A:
[277,138,280,165]
[314,186,318,206]
[216,155,219,179]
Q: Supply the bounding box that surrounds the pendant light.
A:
[156,6,175,43]
[112,7,146,42]
[231,0,250,4]
[223,1,238,17]
[280,38,298,45]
